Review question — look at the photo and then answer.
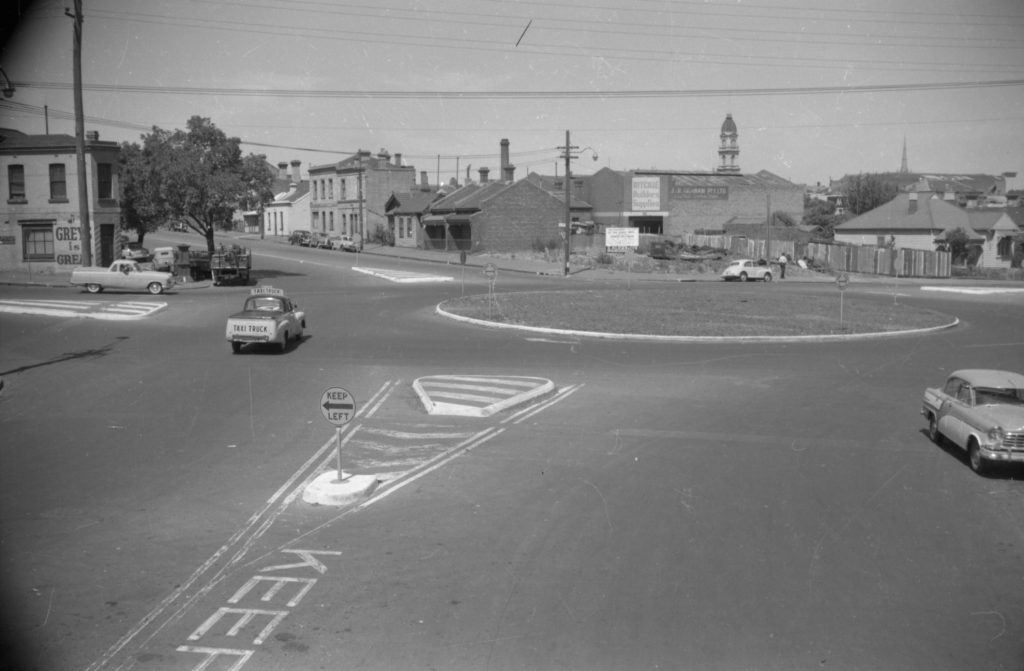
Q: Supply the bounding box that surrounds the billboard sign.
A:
[631,177,661,211]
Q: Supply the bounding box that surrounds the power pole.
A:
[560,130,578,277]
[67,0,92,265]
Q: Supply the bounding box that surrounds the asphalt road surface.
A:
[2,235,1023,671]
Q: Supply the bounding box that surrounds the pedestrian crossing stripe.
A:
[0,299,167,320]
[351,267,454,283]
[413,375,555,417]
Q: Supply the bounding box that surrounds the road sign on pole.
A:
[321,387,356,482]
[321,387,355,425]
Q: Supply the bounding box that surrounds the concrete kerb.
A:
[435,302,960,343]
[302,470,379,507]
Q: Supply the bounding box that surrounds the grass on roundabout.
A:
[439,283,955,338]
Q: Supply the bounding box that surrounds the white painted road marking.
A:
[921,286,1024,295]
[413,374,555,417]
[0,298,167,320]
[352,267,454,283]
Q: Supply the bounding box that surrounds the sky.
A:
[1,0,1023,189]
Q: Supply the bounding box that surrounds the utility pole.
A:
[765,192,772,263]
[67,0,92,265]
[560,130,578,277]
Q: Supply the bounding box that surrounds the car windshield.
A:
[974,386,1024,406]
[245,297,285,312]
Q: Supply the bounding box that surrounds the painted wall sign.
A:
[672,184,729,200]
[631,177,661,211]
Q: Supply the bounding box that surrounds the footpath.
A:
[1,233,1020,292]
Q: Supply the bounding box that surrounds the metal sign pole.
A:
[321,386,356,483]
[335,427,342,482]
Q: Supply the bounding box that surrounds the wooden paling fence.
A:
[669,233,951,278]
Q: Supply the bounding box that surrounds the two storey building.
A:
[1,130,121,274]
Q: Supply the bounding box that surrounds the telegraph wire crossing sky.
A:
[1,0,1022,187]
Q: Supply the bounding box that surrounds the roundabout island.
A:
[437,283,959,342]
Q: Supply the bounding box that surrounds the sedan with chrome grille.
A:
[922,369,1024,474]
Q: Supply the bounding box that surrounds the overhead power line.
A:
[14,79,1024,100]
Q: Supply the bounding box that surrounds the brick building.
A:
[0,130,121,273]
[425,173,572,252]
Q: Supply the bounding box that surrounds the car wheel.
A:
[231,341,242,354]
[739,272,748,282]
[85,283,102,294]
[763,272,772,282]
[968,438,988,475]
[279,332,288,353]
[147,282,164,295]
[927,415,942,443]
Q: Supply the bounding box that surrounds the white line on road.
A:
[352,267,454,283]
[87,380,395,671]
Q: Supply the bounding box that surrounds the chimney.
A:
[394,153,402,167]
[290,160,301,184]
[420,171,429,190]
[503,163,515,182]
[277,162,289,179]
[500,138,509,175]
[85,130,99,142]
[908,191,918,214]
[479,167,490,184]
[377,148,390,163]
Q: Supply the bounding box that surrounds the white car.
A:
[721,259,773,282]
[922,369,1024,474]
[121,241,150,261]
[330,235,361,252]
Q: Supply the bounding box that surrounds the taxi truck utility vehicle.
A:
[225,286,306,353]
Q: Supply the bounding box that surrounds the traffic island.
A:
[302,470,378,507]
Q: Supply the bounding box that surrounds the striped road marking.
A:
[413,374,555,417]
[0,298,167,320]
[352,267,454,283]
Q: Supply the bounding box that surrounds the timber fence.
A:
[667,233,951,279]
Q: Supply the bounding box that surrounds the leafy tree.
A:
[119,116,275,253]
[842,173,899,216]
[943,227,972,264]
[802,195,846,239]
[119,141,164,246]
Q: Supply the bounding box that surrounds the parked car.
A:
[721,259,772,282]
[121,241,150,261]
[70,259,175,295]
[311,232,332,249]
[169,221,189,233]
[330,235,361,252]
[225,286,306,354]
[922,369,1024,474]
[290,231,311,246]
[151,246,178,272]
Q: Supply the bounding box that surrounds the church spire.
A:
[900,136,909,174]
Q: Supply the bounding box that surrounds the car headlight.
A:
[988,426,1005,440]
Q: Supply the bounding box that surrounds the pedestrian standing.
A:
[778,253,788,279]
